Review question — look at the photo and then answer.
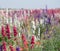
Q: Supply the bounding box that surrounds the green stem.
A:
[50,38,55,51]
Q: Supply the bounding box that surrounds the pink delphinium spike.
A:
[13,26,18,37]
[9,45,15,51]
[1,25,6,37]
[21,34,28,48]
[31,35,35,49]
[5,24,11,39]
[2,42,7,51]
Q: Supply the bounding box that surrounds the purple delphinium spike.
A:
[37,14,40,22]
[0,45,2,51]
[47,17,51,24]
[16,47,20,51]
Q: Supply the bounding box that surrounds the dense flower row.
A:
[1,24,18,38]
[0,8,60,51]
[0,24,38,51]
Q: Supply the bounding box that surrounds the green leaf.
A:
[0,37,2,42]
[4,37,8,42]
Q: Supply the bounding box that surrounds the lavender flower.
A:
[45,17,51,24]
[16,47,20,51]
[47,17,51,24]
[0,45,2,51]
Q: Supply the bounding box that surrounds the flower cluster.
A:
[31,35,35,49]
[2,42,7,51]
[9,45,15,51]
[1,25,6,37]
[5,24,11,39]
[0,45,3,51]
[16,46,20,51]
[21,34,28,49]
[13,26,18,37]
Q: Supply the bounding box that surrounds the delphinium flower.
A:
[47,17,51,24]
[9,45,15,51]
[16,46,20,51]
[30,35,35,49]
[2,41,7,51]
[21,34,28,49]
[36,13,40,22]
[44,18,51,34]
[1,25,6,37]
[5,24,11,39]
[0,45,3,51]
[13,25,18,37]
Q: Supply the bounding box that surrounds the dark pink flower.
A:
[21,34,28,48]
[1,25,6,37]
[31,35,35,44]
[31,35,35,49]
[5,24,10,39]
[21,34,25,40]
[13,26,18,37]
[2,42,7,51]
[31,44,34,49]
[9,45,14,51]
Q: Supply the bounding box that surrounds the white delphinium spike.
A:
[40,18,44,25]
[31,20,36,34]
[10,17,12,26]
[6,8,9,24]
[6,17,9,24]
[18,33,20,37]
[14,14,17,26]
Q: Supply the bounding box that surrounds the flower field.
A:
[0,9,60,51]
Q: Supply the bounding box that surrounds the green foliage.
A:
[0,34,2,42]
[39,24,46,39]
[39,24,46,34]
[43,41,52,51]
[4,37,8,42]
[42,25,60,51]
[35,27,39,36]
[53,26,60,51]
[8,39,15,45]
[0,37,2,42]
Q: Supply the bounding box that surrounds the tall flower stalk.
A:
[2,41,7,51]
[21,34,28,50]
[1,25,6,37]
[30,35,35,49]
[5,24,11,39]
[13,25,18,37]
